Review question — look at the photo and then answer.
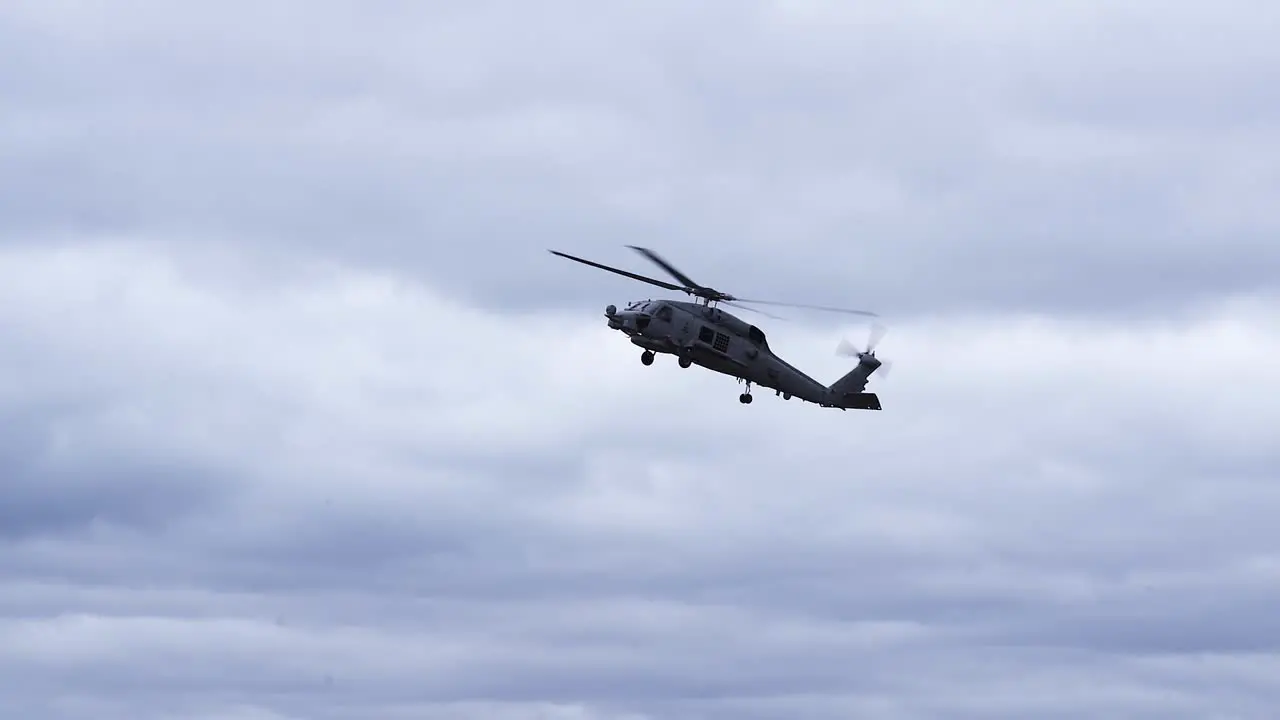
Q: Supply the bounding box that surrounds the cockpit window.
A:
[656,305,673,321]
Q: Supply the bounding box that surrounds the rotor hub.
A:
[693,288,734,304]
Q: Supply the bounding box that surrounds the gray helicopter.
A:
[550,246,888,410]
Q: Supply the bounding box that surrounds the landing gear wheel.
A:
[739,393,753,404]
[678,356,692,368]
[640,351,654,366]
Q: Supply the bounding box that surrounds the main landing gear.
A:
[738,378,753,404]
[640,349,693,368]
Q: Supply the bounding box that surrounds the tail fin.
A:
[827,354,883,410]
[829,354,881,395]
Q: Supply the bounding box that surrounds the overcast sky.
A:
[3,2,1279,719]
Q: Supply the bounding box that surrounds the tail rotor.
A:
[836,323,892,378]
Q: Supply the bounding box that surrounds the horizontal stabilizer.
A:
[839,392,881,411]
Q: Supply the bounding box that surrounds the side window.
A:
[698,326,715,343]
[656,306,673,322]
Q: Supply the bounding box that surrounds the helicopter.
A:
[550,246,889,410]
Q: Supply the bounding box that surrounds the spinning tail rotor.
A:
[837,323,892,378]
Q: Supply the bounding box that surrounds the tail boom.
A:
[826,354,883,411]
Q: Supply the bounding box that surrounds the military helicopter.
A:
[550,246,889,410]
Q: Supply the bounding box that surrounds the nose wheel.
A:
[640,350,655,366]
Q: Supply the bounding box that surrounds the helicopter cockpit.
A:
[621,300,674,321]
[612,300,670,334]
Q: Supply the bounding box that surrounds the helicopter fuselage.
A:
[605,299,881,409]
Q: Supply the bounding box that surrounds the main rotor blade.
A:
[866,322,888,352]
[549,250,684,293]
[723,301,787,321]
[625,246,704,291]
[733,298,879,317]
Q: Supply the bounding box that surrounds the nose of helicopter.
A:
[604,305,649,334]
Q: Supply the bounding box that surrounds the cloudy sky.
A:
[3,1,1279,718]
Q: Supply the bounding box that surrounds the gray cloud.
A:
[1,240,1278,718]
[3,2,1280,718]
[3,1,1279,318]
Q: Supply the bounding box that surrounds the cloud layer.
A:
[2,241,1278,719]
[2,2,1279,718]
[5,1,1279,315]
